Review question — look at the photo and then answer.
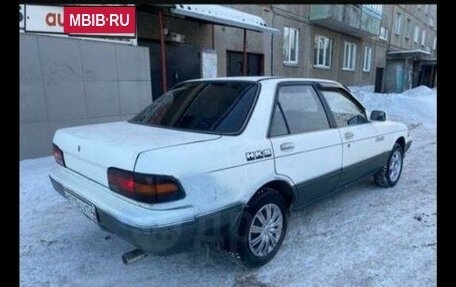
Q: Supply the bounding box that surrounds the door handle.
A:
[280,142,295,151]
[376,135,385,142]
[344,131,354,139]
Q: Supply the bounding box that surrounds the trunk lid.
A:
[53,121,220,186]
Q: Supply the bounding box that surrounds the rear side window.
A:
[131,81,258,134]
[270,85,330,136]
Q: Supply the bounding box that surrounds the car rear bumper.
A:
[49,167,244,254]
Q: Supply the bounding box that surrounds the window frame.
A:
[267,82,335,138]
[314,35,333,68]
[379,26,388,41]
[395,12,403,35]
[283,26,300,65]
[342,42,357,71]
[421,30,427,46]
[363,46,372,72]
[318,87,369,128]
[413,26,420,43]
[405,18,411,40]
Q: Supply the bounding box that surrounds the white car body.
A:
[49,77,412,257]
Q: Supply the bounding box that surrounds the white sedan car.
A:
[49,77,412,267]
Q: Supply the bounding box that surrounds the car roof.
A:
[183,76,342,86]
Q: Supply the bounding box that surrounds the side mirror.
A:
[370,110,386,121]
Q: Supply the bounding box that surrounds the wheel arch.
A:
[247,179,296,211]
[395,136,406,151]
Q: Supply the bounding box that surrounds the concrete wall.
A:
[20,34,152,160]
[137,12,213,48]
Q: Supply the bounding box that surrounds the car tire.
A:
[237,188,288,268]
[374,143,404,187]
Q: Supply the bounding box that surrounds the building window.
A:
[379,26,388,40]
[405,19,411,40]
[433,37,437,50]
[314,35,332,68]
[429,17,434,27]
[413,26,420,43]
[395,13,402,35]
[424,5,429,15]
[418,5,422,10]
[363,4,383,14]
[421,30,426,46]
[363,46,372,72]
[342,42,356,71]
[362,4,383,18]
[283,27,299,64]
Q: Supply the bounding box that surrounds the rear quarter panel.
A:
[134,136,282,215]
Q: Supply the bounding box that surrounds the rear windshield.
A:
[130,81,258,134]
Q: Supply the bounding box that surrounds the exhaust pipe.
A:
[122,249,147,265]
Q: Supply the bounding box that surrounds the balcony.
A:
[309,5,381,37]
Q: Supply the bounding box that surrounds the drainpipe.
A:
[243,29,247,76]
[270,7,277,76]
[211,24,215,50]
[158,10,167,93]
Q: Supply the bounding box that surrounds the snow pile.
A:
[349,85,437,125]
[348,85,374,93]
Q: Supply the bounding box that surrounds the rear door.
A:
[269,83,343,208]
[318,88,386,186]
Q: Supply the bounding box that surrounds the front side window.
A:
[342,42,357,71]
[363,46,372,72]
[314,35,332,68]
[283,27,299,64]
[131,81,258,134]
[321,89,367,128]
[270,85,330,137]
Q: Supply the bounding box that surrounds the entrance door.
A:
[139,40,201,100]
[374,67,384,93]
[227,51,264,76]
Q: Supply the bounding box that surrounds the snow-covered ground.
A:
[20,86,436,287]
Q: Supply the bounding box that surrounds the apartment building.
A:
[382,4,437,92]
[135,4,436,96]
[19,4,437,159]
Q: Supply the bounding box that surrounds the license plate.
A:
[65,190,98,223]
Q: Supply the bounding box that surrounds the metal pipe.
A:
[270,6,277,76]
[158,10,167,93]
[243,29,247,76]
[122,249,147,265]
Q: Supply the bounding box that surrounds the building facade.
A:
[382,5,437,92]
[136,4,437,97]
[19,4,437,159]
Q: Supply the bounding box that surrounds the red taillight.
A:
[107,167,185,203]
[53,144,65,167]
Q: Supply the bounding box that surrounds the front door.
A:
[269,84,342,208]
[319,88,385,186]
